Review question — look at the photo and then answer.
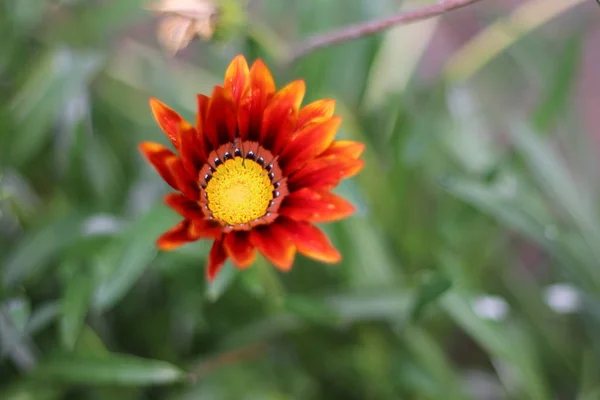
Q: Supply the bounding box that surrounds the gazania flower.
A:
[139,55,364,280]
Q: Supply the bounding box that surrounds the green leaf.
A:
[532,36,581,131]
[5,297,30,332]
[441,291,550,400]
[3,215,85,287]
[33,354,186,386]
[0,384,61,400]
[577,352,600,400]
[284,295,340,327]
[8,48,104,166]
[442,177,549,245]
[410,271,452,321]
[325,291,413,325]
[92,204,177,311]
[402,326,468,400]
[26,302,61,335]
[60,272,93,350]
[73,325,110,357]
[206,262,237,302]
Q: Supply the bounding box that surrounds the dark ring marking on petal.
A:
[198,140,290,231]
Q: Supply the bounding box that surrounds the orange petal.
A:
[139,141,179,190]
[224,55,250,105]
[289,156,364,191]
[278,218,341,263]
[157,220,197,251]
[207,237,227,281]
[164,193,205,219]
[297,99,336,130]
[279,116,341,175]
[250,225,296,271]
[204,86,237,150]
[280,188,355,223]
[260,80,305,148]
[321,140,365,159]
[240,59,277,141]
[149,98,189,149]
[166,156,199,200]
[224,231,255,268]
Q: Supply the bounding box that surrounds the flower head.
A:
[140,55,364,280]
[148,0,247,55]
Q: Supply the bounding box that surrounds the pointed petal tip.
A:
[224,55,251,102]
[314,248,342,264]
[230,54,249,65]
[148,97,167,114]
[157,238,181,251]
[138,141,170,159]
[207,238,228,281]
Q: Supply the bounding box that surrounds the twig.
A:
[186,342,268,383]
[288,0,485,62]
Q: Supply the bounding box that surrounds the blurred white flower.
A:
[544,283,581,314]
[472,295,509,321]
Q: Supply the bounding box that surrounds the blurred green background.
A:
[1,0,599,398]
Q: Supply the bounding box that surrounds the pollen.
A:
[205,157,274,225]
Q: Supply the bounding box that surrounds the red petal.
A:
[240,59,277,141]
[204,86,237,149]
[260,80,305,149]
[139,142,179,190]
[224,231,255,268]
[278,218,341,263]
[250,225,296,271]
[321,140,365,159]
[164,193,205,219]
[166,156,199,200]
[289,156,364,191]
[224,55,250,105]
[297,99,336,129]
[279,188,355,223]
[149,98,187,149]
[279,116,341,175]
[190,218,223,239]
[207,237,228,281]
[157,220,197,250]
[196,94,210,137]
[179,119,206,178]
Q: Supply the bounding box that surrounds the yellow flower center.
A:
[205,157,274,225]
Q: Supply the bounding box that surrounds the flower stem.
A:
[288,0,486,62]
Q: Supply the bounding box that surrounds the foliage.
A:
[0,0,596,399]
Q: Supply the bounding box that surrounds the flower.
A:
[139,55,364,280]
[148,0,248,55]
